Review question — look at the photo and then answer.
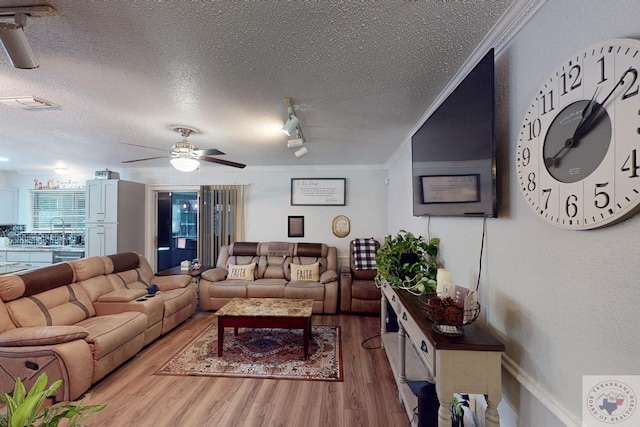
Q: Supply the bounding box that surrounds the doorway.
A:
[156,191,199,272]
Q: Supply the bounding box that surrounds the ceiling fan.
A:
[121,125,246,171]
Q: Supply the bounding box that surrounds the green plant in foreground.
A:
[0,373,107,427]
[375,229,441,295]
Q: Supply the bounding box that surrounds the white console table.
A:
[380,282,504,426]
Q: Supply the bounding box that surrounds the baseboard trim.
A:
[502,354,582,426]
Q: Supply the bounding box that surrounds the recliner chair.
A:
[340,238,381,314]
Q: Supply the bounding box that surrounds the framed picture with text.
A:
[291,178,346,206]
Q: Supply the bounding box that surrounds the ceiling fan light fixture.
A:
[170,157,199,172]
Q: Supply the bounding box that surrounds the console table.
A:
[380,282,505,426]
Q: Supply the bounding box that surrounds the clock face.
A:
[517,38,640,229]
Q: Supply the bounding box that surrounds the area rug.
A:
[156,324,342,381]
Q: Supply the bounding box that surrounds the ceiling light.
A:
[287,138,304,148]
[0,157,8,162]
[0,13,37,69]
[294,147,308,158]
[54,167,68,175]
[282,97,300,136]
[170,157,199,172]
[0,96,59,109]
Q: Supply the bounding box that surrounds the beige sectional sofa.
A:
[199,242,339,313]
[0,252,196,401]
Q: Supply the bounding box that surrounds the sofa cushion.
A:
[0,325,89,347]
[247,282,286,298]
[227,263,256,281]
[0,275,25,302]
[108,252,140,273]
[285,281,325,301]
[6,284,95,328]
[229,242,259,256]
[290,262,319,282]
[76,311,147,360]
[69,256,108,282]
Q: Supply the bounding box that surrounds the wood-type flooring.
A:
[76,311,410,427]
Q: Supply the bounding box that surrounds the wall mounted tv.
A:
[411,48,497,218]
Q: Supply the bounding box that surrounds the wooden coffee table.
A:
[215,298,314,359]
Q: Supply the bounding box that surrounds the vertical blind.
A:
[199,185,246,266]
[30,189,86,231]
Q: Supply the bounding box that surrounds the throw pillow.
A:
[290,262,319,282]
[227,263,256,281]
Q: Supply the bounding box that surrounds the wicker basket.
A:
[418,292,480,336]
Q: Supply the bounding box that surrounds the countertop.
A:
[0,245,86,252]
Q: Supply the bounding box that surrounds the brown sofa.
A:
[199,242,339,313]
[0,252,196,401]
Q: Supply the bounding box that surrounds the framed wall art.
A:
[288,216,305,238]
[291,178,346,206]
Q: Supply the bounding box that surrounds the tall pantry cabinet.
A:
[85,179,145,257]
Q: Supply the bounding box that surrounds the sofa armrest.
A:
[0,326,89,347]
[98,289,148,302]
[152,275,192,290]
[200,267,228,282]
[320,269,338,284]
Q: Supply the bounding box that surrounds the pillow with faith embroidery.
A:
[290,262,319,282]
[227,263,256,281]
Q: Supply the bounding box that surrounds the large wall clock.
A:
[517,38,640,229]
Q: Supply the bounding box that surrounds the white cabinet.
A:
[0,187,18,225]
[6,251,53,271]
[86,179,119,223]
[86,223,118,258]
[85,180,145,257]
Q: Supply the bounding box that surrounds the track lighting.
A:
[0,6,58,69]
[294,147,308,158]
[171,157,199,172]
[287,138,304,148]
[282,97,300,136]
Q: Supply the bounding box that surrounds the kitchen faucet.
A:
[50,217,66,246]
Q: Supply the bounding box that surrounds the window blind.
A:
[29,190,86,231]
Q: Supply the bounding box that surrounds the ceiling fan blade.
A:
[119,141,168,152]
[201,156,246,169]
[193,148,225,156]
[121,156,169,163]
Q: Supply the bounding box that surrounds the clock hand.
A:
[572,66,634,141]
[545,67,634,168]
[544,90,598,168]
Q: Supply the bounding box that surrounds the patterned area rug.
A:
[156,324,342,381]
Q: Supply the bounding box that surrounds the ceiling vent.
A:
[0,96,60,109]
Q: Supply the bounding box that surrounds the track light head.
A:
[287,138,304,149]
[282,115,299,136]
[0,21,38,69]
[294,147,308,158]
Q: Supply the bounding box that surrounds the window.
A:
[30,190,86,232]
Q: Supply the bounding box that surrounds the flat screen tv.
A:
[411,48,497,217]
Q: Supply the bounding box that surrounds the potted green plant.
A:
[0,373,107,427]
[375,230,441,295]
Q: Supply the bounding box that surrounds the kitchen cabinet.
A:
[6,251,53,271]
[85,180,145,257]
[0,187,18,225]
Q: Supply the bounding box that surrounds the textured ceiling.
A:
[0,1,515,174]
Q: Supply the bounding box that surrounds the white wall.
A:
[386,1,640,425]
[126,165,388,265]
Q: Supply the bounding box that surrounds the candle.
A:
[436,268,451,294]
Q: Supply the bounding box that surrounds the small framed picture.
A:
[288,216,304,238]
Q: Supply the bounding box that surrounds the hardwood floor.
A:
[78,311,410,427]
